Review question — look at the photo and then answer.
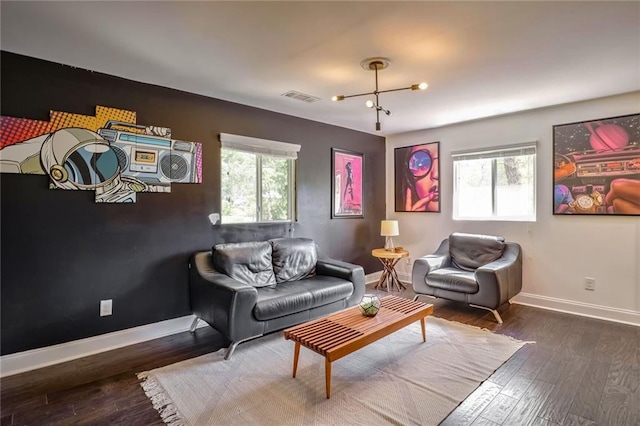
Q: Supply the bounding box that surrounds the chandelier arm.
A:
[377,86,414,95]
[341,91,376,100]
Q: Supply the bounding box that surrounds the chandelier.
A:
[332,57,428,131]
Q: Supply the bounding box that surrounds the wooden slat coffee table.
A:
[284,295,433,398]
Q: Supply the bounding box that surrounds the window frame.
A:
[219,133,299,225]
[452,143,537,222]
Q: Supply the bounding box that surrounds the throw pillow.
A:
[270,238,317,283]
[212,241,276,287]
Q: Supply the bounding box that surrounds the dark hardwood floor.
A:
[1,284,638,425]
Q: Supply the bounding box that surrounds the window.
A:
[220,133,299,224]
[453,143,536,221]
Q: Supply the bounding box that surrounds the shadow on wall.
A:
[211,222,292,249]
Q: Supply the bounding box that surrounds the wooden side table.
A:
[372,248,409,292]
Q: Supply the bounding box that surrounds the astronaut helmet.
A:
[40,128,120,190]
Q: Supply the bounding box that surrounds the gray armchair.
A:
[412,232,522,323]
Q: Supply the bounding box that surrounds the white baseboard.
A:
[365,271,411,286]
[365,271,382,285]
[0,315,206,378]
[512,293,640,326]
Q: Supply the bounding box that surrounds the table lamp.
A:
[380,220,399,251]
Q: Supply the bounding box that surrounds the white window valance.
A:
[219,133,301,159]
[451,142,537,162]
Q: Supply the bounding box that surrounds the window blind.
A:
[219,133,301,159]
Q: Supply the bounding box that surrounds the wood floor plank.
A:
[568,358,611,421]
[86,400,163,426]
[471,416,500,426]
[440,381,502,426]
[488,344,533,387]
[502,379,555,426]
[478,393,519,424]
[530,417,556,426]
[563,413,596,426]
[537,355,589,424]
[499,367,537,400]
[11,400,75,426]
[536,350,569,384]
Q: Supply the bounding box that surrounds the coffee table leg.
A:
[325,358,332,399]
[292,342,300,378]
[420,318,426,342]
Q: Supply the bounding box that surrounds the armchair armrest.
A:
[189,252,263,341]
[474,243,522,307]
[316,258,365,306]
[412,239,451,290]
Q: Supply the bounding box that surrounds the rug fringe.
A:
[432,317,536,345]
[138,372,187,426]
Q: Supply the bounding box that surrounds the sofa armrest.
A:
[316,258,365,306]
[474,243,522,307]
[189,252,263,342]
[412,239,451,293]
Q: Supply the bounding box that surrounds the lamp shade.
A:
[380,220,399,237]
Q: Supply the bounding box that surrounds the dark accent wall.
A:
[0,52,386,355]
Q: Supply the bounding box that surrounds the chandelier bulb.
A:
[365,100,375,108]
[332,95,345,102]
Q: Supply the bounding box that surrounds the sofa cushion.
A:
[212,241,276,287]
[270,237,317,283]
[426,267,479,294]
[253,281,314,320]
[295,276,354,307]
[253,276,353,321]
[449,233,505,271]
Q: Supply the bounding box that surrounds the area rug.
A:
[138,317,526,426]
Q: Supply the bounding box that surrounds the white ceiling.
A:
[1,1,639,136]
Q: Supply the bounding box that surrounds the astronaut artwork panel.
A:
[553,113,640,215]
[0,105,203,203]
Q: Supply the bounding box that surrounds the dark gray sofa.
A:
[189,237,365,359]
[412,232,522,323]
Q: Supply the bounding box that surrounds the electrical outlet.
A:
[584,277,595,291]
[100,299,113,316]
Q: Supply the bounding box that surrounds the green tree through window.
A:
[221,149,294,224]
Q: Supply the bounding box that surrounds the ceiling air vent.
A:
[281,90,321,103]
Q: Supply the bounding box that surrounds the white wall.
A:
[386,92,640,325]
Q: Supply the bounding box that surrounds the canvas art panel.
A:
[553,113,640,215]
[0,105,203,203]
[331,148,364,218]
[394,142,440,212]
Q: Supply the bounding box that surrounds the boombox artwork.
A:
[553,113,640,215]
[0,105,202,203]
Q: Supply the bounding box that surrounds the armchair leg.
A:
[223,334,264,360]
[189,317,200,333]
[413,294,437,303]
[469,304,504,324]
[224,341,240,360]
[491,309,504,324]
